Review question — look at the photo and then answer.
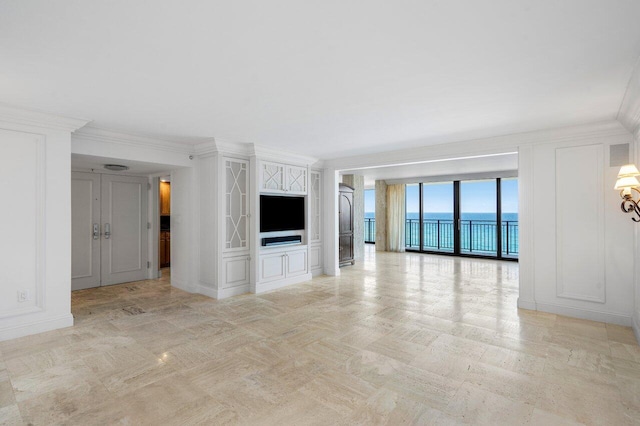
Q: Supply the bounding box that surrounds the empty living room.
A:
[1,1,640,424]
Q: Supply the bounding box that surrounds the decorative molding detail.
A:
[517,298,537,311]
[73,125,198,155]
[250,144,319,166]
[618,57,640,140]
[535,301,632,327]
[254,273,313,294]
[0,314,74,342]
[326,120,628,171]
[0,103,89,132]
[216,285,250,299]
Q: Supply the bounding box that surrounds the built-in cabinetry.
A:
[260,161,307,194]
[219,158,250,297]
[339,183,355,266]
[309,170,323,276]
[255,159,313,293]
[260,245,308,284]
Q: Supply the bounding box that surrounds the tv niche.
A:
[260,194,305,233]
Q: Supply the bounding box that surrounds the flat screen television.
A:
[260,195,305,232]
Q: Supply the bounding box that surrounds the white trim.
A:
[0,314,74,342]
[517,298,537,311]
[326,121,627,171]
[73,125,197,155]
[535,301,632,326]
[633,314,640,345]
[617,56,640,139]
[0,103,89,132]
[171,278,198,294]
[255,273,313,294]
[217,285,250,299]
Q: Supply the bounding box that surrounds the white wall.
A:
[0,108,88,341]
[520,135,635,325]
[170,167,200,293]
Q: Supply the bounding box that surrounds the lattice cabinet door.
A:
[225,158,249,251]
[260,162,285,193]
[286,165,307,194]
[309,170,321,242]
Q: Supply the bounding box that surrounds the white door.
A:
[71,172,101,290]
[71,173,149,290]
[100,174,149,286]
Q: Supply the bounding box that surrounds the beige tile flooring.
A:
[1,247,640,425]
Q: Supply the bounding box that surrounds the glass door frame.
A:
[406,178,517,261]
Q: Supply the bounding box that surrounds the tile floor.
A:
[1,247,639,425]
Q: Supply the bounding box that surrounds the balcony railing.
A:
[364,217,376,243]
[405,219,518,257]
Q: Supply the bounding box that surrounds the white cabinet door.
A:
[223,255,250,289]
[260,161,286,193]
[286,165,307,194]
[286,249,307,277]
[261,252,286,282]
[224,158,249,251]
[309,244,322,272]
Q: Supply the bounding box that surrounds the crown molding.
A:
[250,144,320,166]
[194,138,253,158]
[0,103,89,132]
[326,120,630,171]
[618,57,640,140]
[73,125,198,154]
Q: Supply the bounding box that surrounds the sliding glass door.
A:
[405,178,518,260]
[422,182,454,253]
[460,179,497,256]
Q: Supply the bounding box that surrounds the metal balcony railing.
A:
[405,218,518,257]
[364,217,376,243]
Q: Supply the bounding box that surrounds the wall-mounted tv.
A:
[260,195,305,232]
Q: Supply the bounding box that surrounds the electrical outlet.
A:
[17,290,30,302]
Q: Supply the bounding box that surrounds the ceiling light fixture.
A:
[104,164,129,171]
[614,163,640,221]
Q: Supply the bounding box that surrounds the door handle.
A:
[104,223,111,239]
[93,223,100,240]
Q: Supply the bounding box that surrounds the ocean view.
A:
[364,212,519,256]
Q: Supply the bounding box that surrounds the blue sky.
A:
[365,179,518,214]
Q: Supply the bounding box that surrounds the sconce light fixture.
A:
[614,164,640,222]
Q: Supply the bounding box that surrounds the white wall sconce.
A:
[615,164,640,222]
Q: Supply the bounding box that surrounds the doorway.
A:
[159,176,171,274]
[71,172,150,290]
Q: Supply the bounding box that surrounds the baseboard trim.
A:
[535,301,632,326]
[517,298,537,311]
[217,285,250,299]
[197,284,217,299]
[311,268,324,278]
[255,273,313,294]
[171,279,198,294]
[0,313,74,342]
[633,314,640,345]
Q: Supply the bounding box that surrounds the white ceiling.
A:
[2,1,640,160]
[341,153,518,187]
[71,154,176,176]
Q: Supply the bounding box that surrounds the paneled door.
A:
[71,172,101,290]
[71,173,149,290]
[100,174,149,286]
